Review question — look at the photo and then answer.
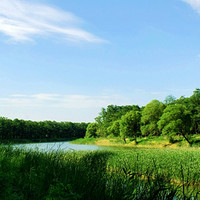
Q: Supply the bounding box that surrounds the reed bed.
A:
[0,146,200,199]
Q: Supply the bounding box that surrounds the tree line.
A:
[0,118,88,142]
[85,89,200,144]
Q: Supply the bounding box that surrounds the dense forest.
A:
[0,118,88,142]
[1,89,200,144]
[86,89,200,144]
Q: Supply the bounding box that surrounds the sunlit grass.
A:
[1,146,200,199]
[72,135,200,148]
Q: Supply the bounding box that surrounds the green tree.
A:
[188,89,200,134]
[85,123,98,138]
[95,104,140,137]
[120,111,141,143]
[164,95,176,105]
[141,100,165,136]
[157,104,192,144]
[107,120,120,137]
[0,117,88,141]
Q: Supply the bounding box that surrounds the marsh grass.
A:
[0,146,200,199]
[70,137,97,145]
[0,147,112,200]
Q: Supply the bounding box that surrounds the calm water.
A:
[12,141,105,152]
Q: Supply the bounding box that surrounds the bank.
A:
[71,135,200,149]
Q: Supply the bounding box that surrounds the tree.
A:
[85,123,98,138]
[141,100,165,136]
[107,120,120,137]
[157,104,192,144]
[188,89,200,134]
[164,95,176,105]
[174,89,200,135]
[120,111,141,143]
[95,104,140,137]
[0,117,88,141]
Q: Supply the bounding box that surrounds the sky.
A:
[0,0,200,122]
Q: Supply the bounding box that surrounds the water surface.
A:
[13,141,105,152]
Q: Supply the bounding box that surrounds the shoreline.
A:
[71,137,200,149]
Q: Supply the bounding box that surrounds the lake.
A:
[12,141,105,151]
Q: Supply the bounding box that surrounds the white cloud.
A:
[0,93,130,122]
[0,0,106,43]
[31,93,61,101]
[182,0,200,14]
[3,93,129,108]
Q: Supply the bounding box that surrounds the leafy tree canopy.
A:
[120,111,141,143]
[107,120,120,137]
[157,104,192,144]
[85,123,98,138]
[141,100,165,136]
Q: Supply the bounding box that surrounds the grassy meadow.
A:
[71,135,200,148]
[1,144,200,199]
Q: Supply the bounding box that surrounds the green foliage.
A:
[87,88,200,140]
[70,137,97,144]
[95,104,140,137]
[2,146,200,199]
[108,147,200,199]
[164,95,176,105]
[85,123,98,138]
[157,104,192,143]
[141,100,165,136]
[0,118,88,142]
[189,89,200,134]
[107,120,120,137]
[0,147,112,200]
[2,88,200,146]
[46,181,81,200]
[120,111,141,142]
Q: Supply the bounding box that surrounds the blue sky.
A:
[0,0,200,122]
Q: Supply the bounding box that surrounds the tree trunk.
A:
[134,136,138,144]
[182,133,191,145]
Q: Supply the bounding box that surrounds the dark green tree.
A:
[85,123,98,138]
[157,104,192,144]
[95,104,140,137]
[120,111,141,143]
[0,117,88,141]
[189,89,200,134]
[141,100,165,136]
[107,120,120,137]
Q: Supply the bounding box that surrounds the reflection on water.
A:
[13,141,105,152]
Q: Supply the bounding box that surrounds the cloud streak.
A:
[1,93,129,109]
[0,0,106,43]
[0,93,130,122]
[182,0,200,14]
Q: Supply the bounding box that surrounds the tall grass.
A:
[0,146,200,199]
[107,147,200,185]
[0,147,111,200]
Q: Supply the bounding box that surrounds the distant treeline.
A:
[0,118,88,142]
[86,89,200,144]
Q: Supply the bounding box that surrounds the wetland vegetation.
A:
[1,89,200,199]
[1,146,200,199]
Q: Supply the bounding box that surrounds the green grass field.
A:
[1,145,200,199]
[107,147,200,184]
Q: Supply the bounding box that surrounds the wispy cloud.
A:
[1,93,129,108]
[182,0,200,14]
[0,0,106,43]
[0,93,130,122]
